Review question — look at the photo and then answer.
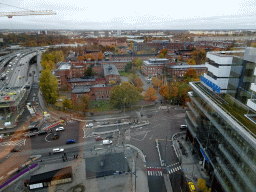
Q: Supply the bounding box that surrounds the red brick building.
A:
[103,64,120,83]
[71,84,113,105]
[164,63,208,78]
[142,58,171,77]
[53,63,71,89]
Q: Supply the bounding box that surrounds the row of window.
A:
[95,90,110,95]
[96,95,109,99]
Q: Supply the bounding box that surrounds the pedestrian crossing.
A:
[0,139,26,146]
[168,166,182,174]
[159,106,168,109]
[147,167,162,176]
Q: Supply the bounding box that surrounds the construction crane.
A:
[0,10,56,18]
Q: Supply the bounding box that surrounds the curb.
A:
[171,132,186,160]
[155,139,165,167]
[125,144,146,162]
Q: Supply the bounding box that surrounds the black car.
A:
[38,130,47,135]
[105,135,113,139]
[10,148,22,152]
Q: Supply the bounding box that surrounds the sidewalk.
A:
[172,132,211,189]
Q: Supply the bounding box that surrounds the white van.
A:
[180,125,188,129]
[103,140,112,145]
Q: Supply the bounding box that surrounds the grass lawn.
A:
[91,100,118,112]
[119,71,134,77]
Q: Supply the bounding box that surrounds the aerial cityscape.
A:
[0,1,256,192]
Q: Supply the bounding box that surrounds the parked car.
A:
[86,123,93,128]
[38,130,47,135]
[66,139,76,144]
[105,135,113,139]
[10,148,22,152]
[95,136,103,141]
[25,133,36,138]
[52,133,59,140]
[56,127,64,132]
[57,99,63,102]
[102,121,109,125]
[103,140,112,145]
[180,125,188,129]
[52,148,64,153]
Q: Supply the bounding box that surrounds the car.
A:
[180,125,188,129]
[25,133,36,138]
[57,99,63,102]
[103,140,112,145]
[52,148,64,153]
[105,135,113,139]
[56,127,64,132]
[188,182,196,192]
[86,123,93,128]
[38,130,47,135]
[102,121,109,125]
[66,139,76,144]
[10,148,22,152]
[52,133,59,140]
[95,136,103,141]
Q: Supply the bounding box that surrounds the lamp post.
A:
[124,98,126,114]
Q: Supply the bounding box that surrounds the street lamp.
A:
[124,98,126,114]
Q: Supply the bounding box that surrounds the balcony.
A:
[216,157,244,192]
[250,83,256,92]
[247,99,256,112]
[219,144,256,191]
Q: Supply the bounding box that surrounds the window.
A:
[101,95,104,99]
[106,90,109,94]
[101,91,104,94]
[95,91,99,95]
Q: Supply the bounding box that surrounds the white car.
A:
[86,123,93,128]
[56,127,65,132]
[53,148,64,153]
[103,140,113,145]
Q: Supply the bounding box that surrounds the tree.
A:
[84,54,95,61]
[191,49,206,64]
[84,67,94,76]
[125,61,132,72]
[97,51,104,60]
[152,77,161,88]
[62,98,73,109]
[197,178,208,192]
[109,80,116,84]
[129,42,134,50]
[158,49,167,58]
[110,82,142,109]
[134,58,143,69]
[54,50,64,64]
[133,78,144,92]
[78,56,84,61]
[144,86,158,102]
[184,68,198,82]
[39,69,58,104]
[77,95,90,115]
[188,58,196,65]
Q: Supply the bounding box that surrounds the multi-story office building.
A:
[186,48,256,192]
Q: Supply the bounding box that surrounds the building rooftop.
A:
[58,63,71,70]
[103,64,119,77]
[169,64,207,69]
[68,77,96,83]
[207,50,245,58]
[191,81,256,138]
[71,85,90,93]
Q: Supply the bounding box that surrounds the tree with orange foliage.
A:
[84,54,95,61]
[133,78,144,92]
[184,68,198,82]
[97,51,104,60]
[152,77,162,88]
[144,86,158,102]
[188,58,196,65]
[78,56,84,61]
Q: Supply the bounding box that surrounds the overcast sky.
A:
[1,0,256,30]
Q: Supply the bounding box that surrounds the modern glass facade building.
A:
[186,48,256,192]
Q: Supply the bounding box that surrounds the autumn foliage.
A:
[152,77,162,88]
[144,86,158,102]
